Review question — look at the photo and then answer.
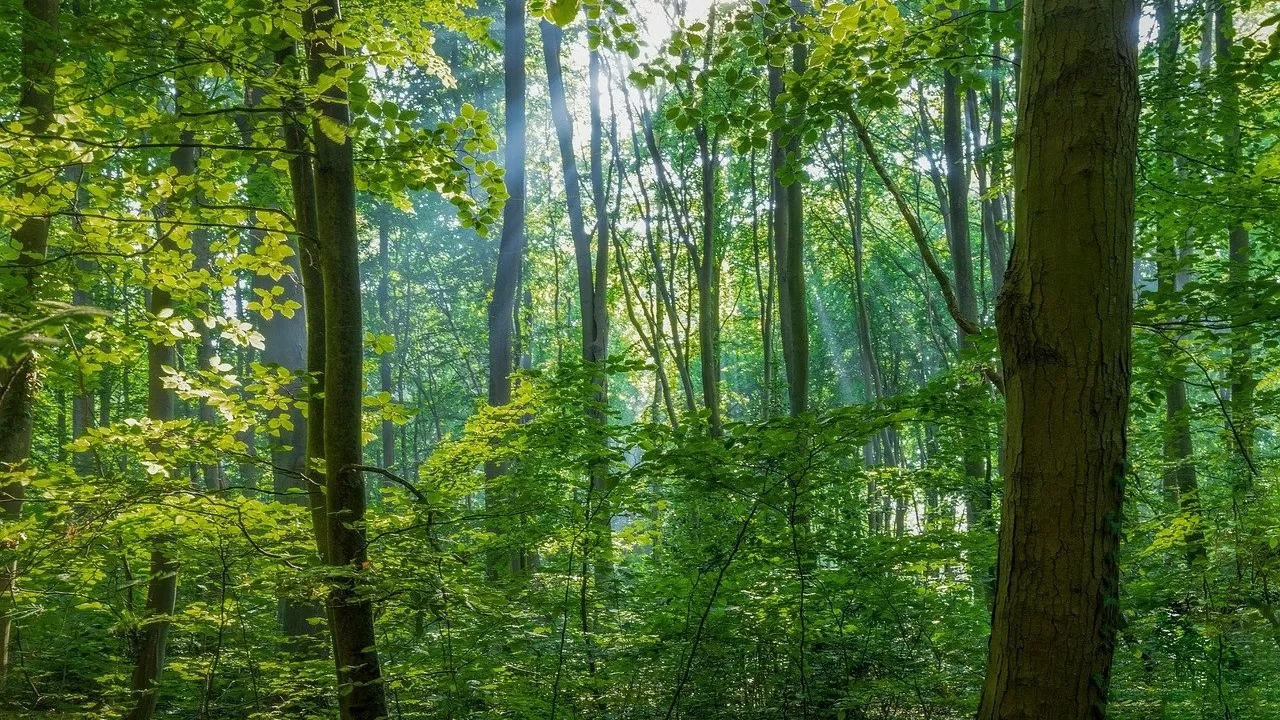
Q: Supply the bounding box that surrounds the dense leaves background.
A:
[0,0,1277,717]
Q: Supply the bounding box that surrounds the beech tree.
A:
[978,0,1141,714]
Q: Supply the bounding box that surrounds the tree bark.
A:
[772,4,810,417]
[977,0,1139,714]
[0,0,57,691]
[307,3,387,716]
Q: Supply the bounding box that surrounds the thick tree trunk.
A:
[0,0,57,691]
[307,3,387,717]
[977,0,1139,714]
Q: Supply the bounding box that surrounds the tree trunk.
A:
[484,0,529,579]
[124,88,202,720]
[279,41,330,566]
[0,0,57,691]
[377,211,395,478]
[1216,2,1253,486]
[1152,0,1204,567]
[773,6,809,417]
[308,3,387,716]
[977,0,1139,713]
[943,71,992,597]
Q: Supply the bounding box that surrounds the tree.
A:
[977,0,1140,715]
[484,0,529,579]
[0,0,58,691]
[307,1,387,716]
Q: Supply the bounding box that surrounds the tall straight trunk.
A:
[377,212,395,476]
[0,0,57,692]
[850,159,882,404]
[252,95,319,641]
[750,149,776,420]
[943,72,992,575]
[279,41,330,565]
[585,34,613,582]
[189,137,222,491]
[695,125,721,432]
[485,0,528,579]
[70,168,94,474]
[769,20,809,418]
[1152,0,1204,567]
[781,5,809,417]
[307,3,387,717]
[983,0,1010,295]
[964,87,1007,298]
[1216,2,1253,484]
[693,5,721,433]
[541,21,595,364]
[125,89,199,720]
[977,0,1139,713]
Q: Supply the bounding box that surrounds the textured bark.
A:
[308,2,387,716]
[0,0,57,691]
[977,0,1139,714]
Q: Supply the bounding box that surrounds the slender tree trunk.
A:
[750,149,776,420]
[377,212,395,479]
[485,0,529,579]
[1151,0,1205,567]
[695,125,721,432]
[255,128,319,642]
[964,88,1007,299]
[125,88,204,720]
[308,3,387,716]
[279,41,330,566]
[1216,2,1253,485]
[943,71,993,598]
[693,7,722,432]
[773,4,809,417]
[977,0,1139,713]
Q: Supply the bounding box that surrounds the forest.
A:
[0,0,1278,717]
